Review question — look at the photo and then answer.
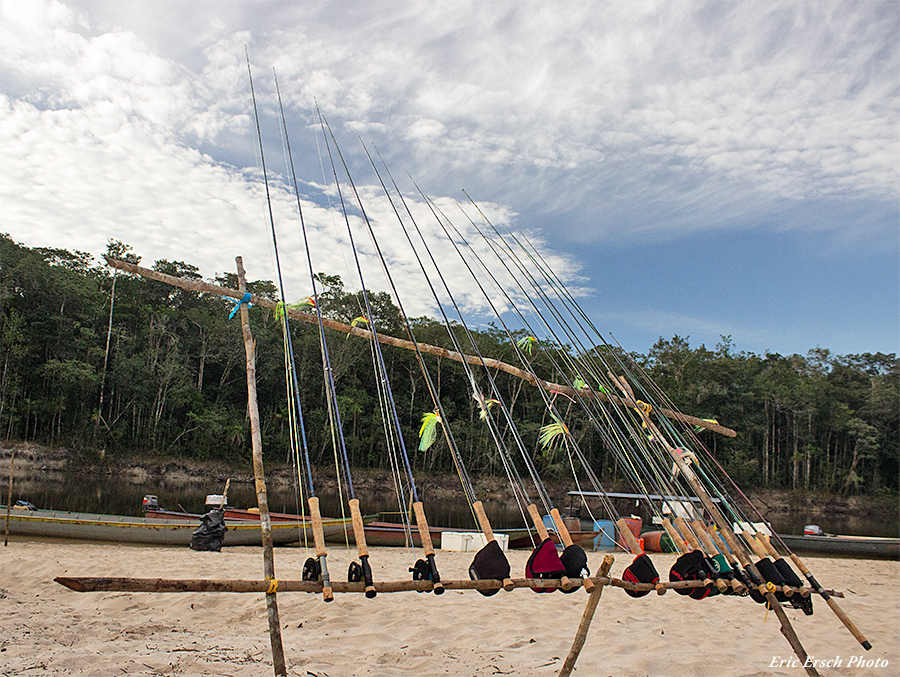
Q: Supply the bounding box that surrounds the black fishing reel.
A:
[410,558,431,592]
[348,561,363,583]
[302,557,321,582]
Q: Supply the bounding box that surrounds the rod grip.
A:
[550,508,574,547]
[661,517,687,553]
[527,503,550,542]
[472,501,494,542]
[742,529,770,561]
[349,499,369,558]
[308,497,328,558]
[413,501,435,556]
[674,517,700,551]
[616,517,642,554]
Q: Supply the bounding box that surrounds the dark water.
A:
[6,469,897,537]
[6,470,526,529]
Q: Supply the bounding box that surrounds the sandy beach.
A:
[1,540,897,676]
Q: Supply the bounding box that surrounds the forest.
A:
[1,233,896,496]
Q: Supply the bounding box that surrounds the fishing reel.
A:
[302,557,321,582]
[410,559,431,590]
[349,556,377,598]
[410,555,444,594]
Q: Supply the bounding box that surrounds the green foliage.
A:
[0,233,895,495]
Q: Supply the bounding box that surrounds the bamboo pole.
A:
[557,554,615,677]
[236,257,286,677]
[53,575,835,597]
[103,257,735,437]
[4,450,14,546]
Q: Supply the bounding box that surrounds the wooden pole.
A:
[236,257,286,677]
[4,450,14,546]
[54,574,832,597]
[557,554,615,677]
[103,257,735,437]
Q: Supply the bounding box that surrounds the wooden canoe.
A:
[146,506,310,522]
[1,507,354,547]
[778,533,899,560]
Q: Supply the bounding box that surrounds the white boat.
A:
[1,505,352,547]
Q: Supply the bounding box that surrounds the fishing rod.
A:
[607,343,825,606]
[245,50,319,577]
[267,79,345,602]
[437,199,723,595]
[315,112,445,593]
[608,369,821,674]
[278,102,392,599]
[620,346,870,646]
[429,190,715,595]
[333,143,521,596]
[450,200,681,541]
[401,183,597,592]
[255,70,317,543]
[455,199,782,600]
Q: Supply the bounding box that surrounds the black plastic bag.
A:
[190,509,227,551]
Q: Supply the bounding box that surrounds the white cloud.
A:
[0,0,895,359]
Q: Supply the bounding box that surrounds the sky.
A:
[1,0,897,358]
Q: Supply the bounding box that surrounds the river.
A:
[7,466,897,538]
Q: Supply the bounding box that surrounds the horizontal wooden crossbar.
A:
[54,575,840,597]
[104,257,737,437]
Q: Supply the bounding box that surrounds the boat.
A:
[324,520,452,547]
[322,520,602,550]
[503,528,603,550]
[1,505,354,547]
[142,493,310,523]
[145,506,320,523]
[777,533,899,560]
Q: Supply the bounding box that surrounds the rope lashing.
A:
[636,400,652,414]
[225,292,253,320]
[267,578,279,594]
[764,581,776,622]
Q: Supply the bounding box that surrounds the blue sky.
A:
[1,0,897,358]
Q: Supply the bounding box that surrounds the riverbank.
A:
[2,541,897,676]
[2,440,897,526]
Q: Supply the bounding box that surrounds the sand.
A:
[1,541,897,676]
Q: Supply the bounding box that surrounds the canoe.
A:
[325,521,466,548]
[1,506,354,547]
[147,506,317,523]
[778,533,899,560]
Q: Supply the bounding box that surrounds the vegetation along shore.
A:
[0,234,896,501]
